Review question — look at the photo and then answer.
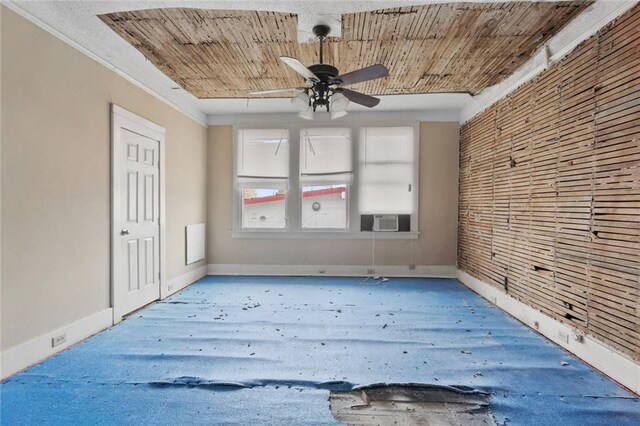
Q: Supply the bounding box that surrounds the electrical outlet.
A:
[318,269,326,274]
[533,321,540,330]
[367,268,375,275]
[51,333,66,348]
[408,264,416,270]
[572,329,585,343]
[557,330,570,344]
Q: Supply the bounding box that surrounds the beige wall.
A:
[207,122,458,267]
[1,7,207,351]
[165,112,208,280]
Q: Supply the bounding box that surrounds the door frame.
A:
[111,104,167,323]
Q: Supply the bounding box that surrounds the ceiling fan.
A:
[250,25,389,119]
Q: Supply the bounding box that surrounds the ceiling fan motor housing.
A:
[307,64,339,83]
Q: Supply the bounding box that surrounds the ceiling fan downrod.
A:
[313,24,330,65]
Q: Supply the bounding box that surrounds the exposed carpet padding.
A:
[1,276,639,425]
[330,384,495,425]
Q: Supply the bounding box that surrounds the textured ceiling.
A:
[99,2,591,99]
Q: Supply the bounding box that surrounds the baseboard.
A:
[162,265,207,298]
[207,264,457,278]
[1,264,207,380]
[457,270,640,395]
[0,308,113,380]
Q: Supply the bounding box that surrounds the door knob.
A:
[120,229,130,235]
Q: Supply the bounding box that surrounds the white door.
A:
[112,106,164,320]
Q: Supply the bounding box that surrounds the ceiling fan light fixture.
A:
[276,25,387,118]
[331,110,348,120]
[291,92,310,110]
[330,92,350,112]
[298,107,314,120]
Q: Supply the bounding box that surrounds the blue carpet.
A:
[1,276,639,425]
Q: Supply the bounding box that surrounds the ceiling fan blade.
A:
[337,64,389,86]
[280,56,319,81]
[341,89,381,108]
[249,88,304,95]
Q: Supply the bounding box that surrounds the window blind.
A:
[359,126,415,214]
[237,128,289,188]
[300,128,352,186]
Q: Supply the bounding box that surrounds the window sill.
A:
[231,231,420,240]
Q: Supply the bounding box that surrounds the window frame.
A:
[235,128,290,230]
[299,127,353,231]
[232,122,420,239]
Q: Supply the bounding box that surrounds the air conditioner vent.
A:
[373,214,399,232]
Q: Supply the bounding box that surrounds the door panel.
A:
[144,237,155,285]
[127,171,138,222]
[127,239,139,291]
[114,121,161,318]
[143,147,154,165]
[127,143,138,161]
[144,174,154,221]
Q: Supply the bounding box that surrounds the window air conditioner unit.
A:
[373,214,399,232]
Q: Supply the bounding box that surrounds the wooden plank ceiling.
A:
[99,2,591,99]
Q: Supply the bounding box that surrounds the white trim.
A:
[207,264,457,278]
[111,104,166,323]
[0,308,113,380]
[233,122,420,236]
[112,105,166,134]
[209,109,461,125]
[457,270,640,395]
[2,1,207,127]
[163,265,208,298]
[231,231,420,240]
[460,0,639,123]
[159,128,168,310]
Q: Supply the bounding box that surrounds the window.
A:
[359,127,415,215]
[301,185,347,228]
[236,129,288,229]
[234,124,418,237]
[300,128,352,229]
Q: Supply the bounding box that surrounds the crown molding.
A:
[3,1,208,127]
